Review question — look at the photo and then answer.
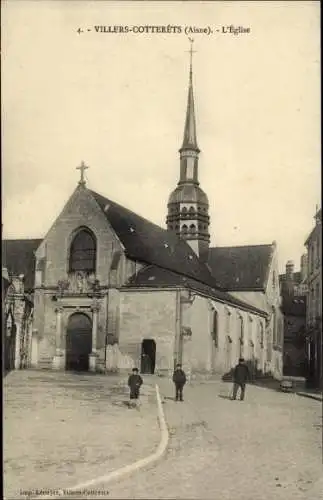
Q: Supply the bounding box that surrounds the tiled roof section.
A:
[90,189,216,287]
[281,296,306,316]
[125,265,268,317]
[2,239,42,290]
[208,244,273,290]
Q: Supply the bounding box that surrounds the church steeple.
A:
[180,43,199,153]
[166,40,210,262]
[178,39,200,185]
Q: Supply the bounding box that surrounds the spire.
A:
[180,38,199,152]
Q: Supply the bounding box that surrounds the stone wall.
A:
[119,289,177,374]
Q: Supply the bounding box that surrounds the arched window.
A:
[189,206,195,214]
[69,229,96,273]
[182,207,187,214]
[189,224,196,234]
[212,310,218,347]
[182,225,188,234]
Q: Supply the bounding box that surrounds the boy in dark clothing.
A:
[172,363,186,401]
[128,368,143,403]
[232,358,250,401]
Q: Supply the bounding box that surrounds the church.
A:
[3,49,283,380]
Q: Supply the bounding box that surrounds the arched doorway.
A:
[141,339,156,374]
[66,313,92,372]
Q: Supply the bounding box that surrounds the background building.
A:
[279,259,307,378]
[305,207,322,388]
[2,240,39,373]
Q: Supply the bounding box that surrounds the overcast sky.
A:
[2,1,320,272]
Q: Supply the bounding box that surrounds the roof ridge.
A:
[3,238,43,242]
[210,243,273,250]
[89,189,168,233]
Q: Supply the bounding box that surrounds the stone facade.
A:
[3,271,34,372]
[32,186,145,372]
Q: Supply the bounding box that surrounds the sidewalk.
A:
[4,371,160,500]
[296,390,322,402]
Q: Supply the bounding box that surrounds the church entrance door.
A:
[141,339,156,374]
[66,313,92,372]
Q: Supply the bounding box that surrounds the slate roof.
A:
[90,189,216,288]
[281,296,306,316]
[124,265,268,317]
[2,239,42,290]
[207,244,273,291]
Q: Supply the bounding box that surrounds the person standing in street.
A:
[128,368,143,407]
[232,358,250,401]
[172,363,187,401]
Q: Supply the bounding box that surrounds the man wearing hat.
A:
[232,358,250,401]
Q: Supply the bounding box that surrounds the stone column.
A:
[89,301,100,372]
[14,323,21,370]
[52,306,64,370]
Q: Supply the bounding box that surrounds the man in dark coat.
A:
[232,358,250,401]
[128,368,143,402]
[172,363,187,402]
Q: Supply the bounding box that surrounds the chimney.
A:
[286,260,294,281]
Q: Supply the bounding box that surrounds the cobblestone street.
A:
[106,378,322,500]
[4,371,160,500]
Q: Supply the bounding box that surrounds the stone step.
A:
[37,357,53,369]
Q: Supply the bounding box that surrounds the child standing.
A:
[128,368,143,406]
[172,363,186,401]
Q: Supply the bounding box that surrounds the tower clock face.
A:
[186,158,195,179]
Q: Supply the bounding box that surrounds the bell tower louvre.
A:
[166,40,210,262]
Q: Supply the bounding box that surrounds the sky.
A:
[2,1,321,273]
